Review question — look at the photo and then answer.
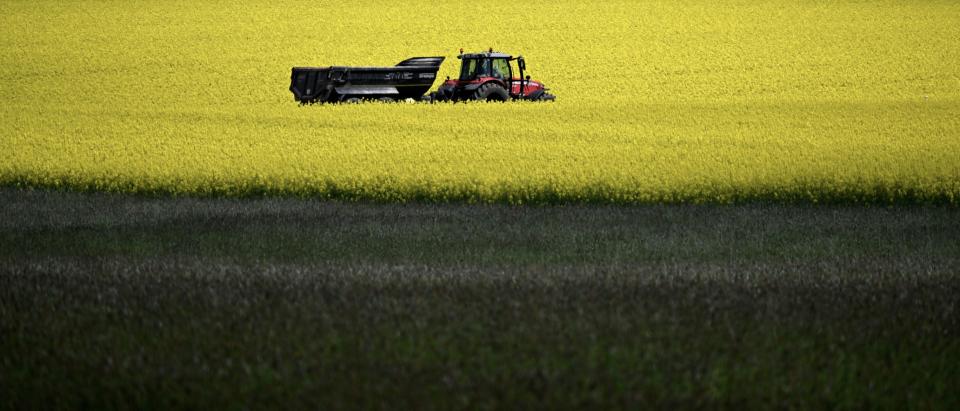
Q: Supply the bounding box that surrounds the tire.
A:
[431,88,451,102]
[539,93,556,102]
[525,90,545,101]
[471,83,509,102]
[378,97,395,103]
[344,97,362,104]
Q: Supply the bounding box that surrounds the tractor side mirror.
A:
[518,57,526,70]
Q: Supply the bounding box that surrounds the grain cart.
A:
[290,57,445,103]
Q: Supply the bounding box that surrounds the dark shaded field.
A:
[1,188,958,409]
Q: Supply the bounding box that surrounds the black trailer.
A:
[290,57,444,103]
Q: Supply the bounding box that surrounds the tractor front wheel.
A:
[471,83,509,102]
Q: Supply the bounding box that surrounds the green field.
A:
[2,188,960,408]
[2,0,959,203]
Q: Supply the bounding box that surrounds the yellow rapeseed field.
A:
[2,0,959,203]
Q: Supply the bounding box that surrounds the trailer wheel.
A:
[378,97,395,103]
[472,83,509,102]
[344,97,362,104]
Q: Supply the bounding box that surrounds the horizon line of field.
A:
[3,177,957,206]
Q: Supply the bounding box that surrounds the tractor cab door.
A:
[509,58,526,96]
[490,58,512,84]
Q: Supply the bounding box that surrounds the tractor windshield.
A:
[459,58,490,80]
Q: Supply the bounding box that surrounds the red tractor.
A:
[429,49,556,102]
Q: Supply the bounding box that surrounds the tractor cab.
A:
[458,52,512,81]
[430,49,555,102]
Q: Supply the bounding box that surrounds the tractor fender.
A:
[463,79,506,93]
[462,83,484,92]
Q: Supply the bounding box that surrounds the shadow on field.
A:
[1,188,958,409]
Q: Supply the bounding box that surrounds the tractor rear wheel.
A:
[472,83,509,102]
